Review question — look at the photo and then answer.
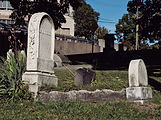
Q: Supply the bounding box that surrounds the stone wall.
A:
[0,31,101,57]
[38,89,125,102]
[55,39,101,55]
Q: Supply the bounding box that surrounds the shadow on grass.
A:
[149,77,161,92]
[147,65,161,92]
[147,65,161,77]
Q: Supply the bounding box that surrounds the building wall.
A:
[56,5,75,36]
[0,0,14,24]
[55,39,100,55]
[55,14,75,36]
[0,0,75,36]
[0,10,11,19]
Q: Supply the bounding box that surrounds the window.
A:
[0,0,13,10]
[61,28,70,36]
[0,19,14,25]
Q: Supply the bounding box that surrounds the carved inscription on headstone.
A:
[39,18,52,59]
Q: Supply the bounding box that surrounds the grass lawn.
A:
[41,70,129,92]
[0,100,160,120]
[0,69,161,120]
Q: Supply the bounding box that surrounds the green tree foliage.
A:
[73,1,100,39]
[9,0,83,29]
[127,0,161,42]
[115,12,136,48]
[115,12,149,49]
[95,26,109,39]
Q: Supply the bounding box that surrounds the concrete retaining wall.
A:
[55,40,101,55]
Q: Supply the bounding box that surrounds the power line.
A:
[98,20,116,24]
[99,17,115,22]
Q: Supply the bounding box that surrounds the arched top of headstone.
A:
[128,59,148,87]
[27,12,55,73]
[29,12,54,33]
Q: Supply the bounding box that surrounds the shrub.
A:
[0,51,31,102]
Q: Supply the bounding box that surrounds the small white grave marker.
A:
[128,59,148,87]
[126,59,152,104]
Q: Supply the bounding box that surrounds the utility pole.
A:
[136,6,139,50]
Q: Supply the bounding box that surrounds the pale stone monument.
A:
[7,49,14,61]
[54,54,62,67]
[98,39,105,52]
[7,49,26,61]
[126,59,152,104]
[22,12,58,97]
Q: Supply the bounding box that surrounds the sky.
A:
[86,0,130,33]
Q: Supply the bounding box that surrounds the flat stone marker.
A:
[74,68,96,86]
[126,59,152,104]
[22,12,58,97]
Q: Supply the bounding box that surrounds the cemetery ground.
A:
[0,11,161,119]
[0,69,161,120]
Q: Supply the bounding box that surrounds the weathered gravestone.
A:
[126,59,152,104]
[22,12,58,97]
[7,49,26,61]
[74,68,96,86]
[7,49,14,61]
[54,54,62,67]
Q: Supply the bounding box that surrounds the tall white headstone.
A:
[126,59,152,104]
[22,12,58,97]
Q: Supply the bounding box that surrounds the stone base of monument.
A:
[22,72,58,98]
[126,87,152,104]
